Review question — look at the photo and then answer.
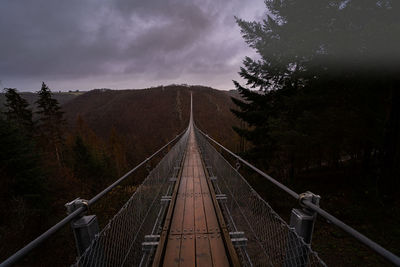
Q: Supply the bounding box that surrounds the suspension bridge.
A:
[1,93,400,266]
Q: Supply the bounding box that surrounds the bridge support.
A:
[285,191,320,266]
[290,191,320,244]
[230,232,248,248]
[142,235,160,252]
[65,198,99,256]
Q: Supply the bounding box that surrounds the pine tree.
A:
[71,134,117,193]
[232,0,399,184]
[35,82,65,165]
[109,126,128,176]
[0,117,46,204]
[3,88,34,133]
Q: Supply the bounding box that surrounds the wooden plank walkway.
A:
[153,126,236,267]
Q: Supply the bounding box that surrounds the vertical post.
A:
[285,191,320,266]
[290,192,320,244]
[65,198,99,256]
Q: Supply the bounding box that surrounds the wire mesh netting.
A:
[195,127,326,267]
[74,129,189,267]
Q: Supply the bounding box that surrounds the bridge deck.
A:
[154,127,231,266]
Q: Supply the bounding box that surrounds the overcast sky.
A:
[0,0,266,91]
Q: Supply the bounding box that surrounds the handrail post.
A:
[65,198,99,257]
[285,191,320,266]
[291,191,320,244]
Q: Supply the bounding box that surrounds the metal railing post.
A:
[285,191,320,266]
[290,191,320,244]
[65,198,99,256]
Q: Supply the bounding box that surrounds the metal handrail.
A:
[0,128,188,267]
[195,126,400,266]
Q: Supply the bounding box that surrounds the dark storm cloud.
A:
[0,0,266,90]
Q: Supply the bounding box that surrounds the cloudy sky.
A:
[0,0,267,91]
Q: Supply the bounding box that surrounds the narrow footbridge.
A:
[1,94,399,266]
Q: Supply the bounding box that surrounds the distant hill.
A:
[0,91,82,111]
[0,85,240,164]
[0,86,240,164]
[62,85,240,165]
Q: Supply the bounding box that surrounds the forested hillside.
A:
[0,91,81,109]
[0,84,239,265]
[62,85,239,164]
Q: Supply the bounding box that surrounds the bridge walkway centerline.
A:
[152,124,239,266]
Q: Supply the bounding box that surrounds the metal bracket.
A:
[161,196,172,203]
[210,176,217,181]
[235,159,241,171]
[142,235,160,251]
[230,232,247,248]
[299,191,320,212]
[169,177,177,183]
[285,192,320,266]
[290,191,320,244]
[65,197,89,216]
[216,194,227,202]
[65,198,99,256]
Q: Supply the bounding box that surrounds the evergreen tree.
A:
[3,88,34,133]
[35,82,65,164]
[232,0,399,185]
[0,117,46,205]
[72,134,117,193]
[108,126,128,176]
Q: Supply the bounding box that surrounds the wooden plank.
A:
[195,235,213,267]
[182,165,190,177]
[209,234,230,267]
[179,234,195,267]
[162,236,181,267]
[202,194,220,233]
[185,172,194,195]
[198,167,210,194]
[169,194,185,235]
[182,177,194,234]
[193,163,208,234]
[193,168,202,194]
[178,175,188,194]
[171,177,187,234]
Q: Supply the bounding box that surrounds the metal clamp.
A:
[298,191,320,211]
[289,191,321,247]
[216,194,228,202]
[230,232,248,248]
[235,159,241,170]
[65,198,90,216]
[161,196,172,203]
[142,235,160,252]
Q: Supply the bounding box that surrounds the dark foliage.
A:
[0,117,47,205]
[232,0,400,192]
[69,134,117,193]
[35,82,66,164]
[3,88,34,133]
